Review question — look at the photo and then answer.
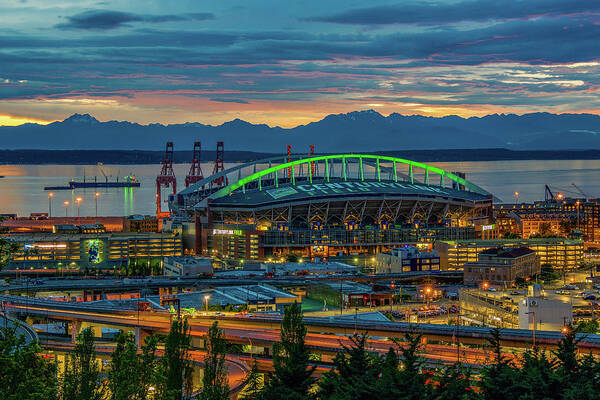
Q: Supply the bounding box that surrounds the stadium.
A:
[173,154,495,260]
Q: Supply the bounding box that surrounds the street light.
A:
[425,286,432,307]
[525,311,536,347]
[204,294,210,312]
[576,200,581,230]
[95,192,100,217]
[514,191,519,204]
[48,192,54,217]
[63,201,69,217]
[75,197,82,218]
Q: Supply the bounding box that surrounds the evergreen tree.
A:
[0,327,58,400]
[198,322,230,400]
[390,332,432,400]
[479,328,520,400]
[317,333,385,400]
[430,363,478,400]
[107,332,139,400]
[514,348,559,400]
[61,327,104,400]
[106,331,159,400]
[260,301,316,400]
[240,360,263,400]
[138,335,160,399]
[156,318,193,400]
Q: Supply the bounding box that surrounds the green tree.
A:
[0,327,58,400]
[559,219,575,236]
[156,318,193,400]
[0,218,19,271]
[479,328,520,400]
[106,331,159,400]
[430,363,478,400]
[286,254,300,263]
[318,333,385,400]
[198,322,230,400]
[389,332,432,400]
[540,263,560,282]
[107,332,139,400]
[576,319,599,334]
[61,327,104,400]
[261,301,316,400]
[240,360,263,400]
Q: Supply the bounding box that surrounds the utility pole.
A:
[48,192,54,218]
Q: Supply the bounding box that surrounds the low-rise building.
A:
[518,297,573,332]
[375,246,440,274]
[264,261,359,276]
[125,215,159,233]
[163,256,213,276]
[437,238,583,271]
[6,231,182,271]
[307,281,392,308]
[463,246,540,286]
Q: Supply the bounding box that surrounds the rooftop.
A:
[441,238,583,245]
[480,246,536,258]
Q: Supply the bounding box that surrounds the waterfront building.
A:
[375,246,440,274]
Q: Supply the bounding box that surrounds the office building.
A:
[163,256,213,276]
[6,231,182,271]
[463,246,540,285]
[375,246,440,274]
[437,238,583,271]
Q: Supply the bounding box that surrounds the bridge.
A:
[3,293,598,373]
[2,272,463,295]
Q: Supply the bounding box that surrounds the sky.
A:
[1,0,600,127]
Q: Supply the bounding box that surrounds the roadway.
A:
[3,294,594,366]
[1,271,461,294]
[39,340,249,397]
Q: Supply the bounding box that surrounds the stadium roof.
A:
[207,178,489,209]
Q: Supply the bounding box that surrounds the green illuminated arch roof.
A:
[209,154,490,200]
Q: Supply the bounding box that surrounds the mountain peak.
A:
[63,113,99,124]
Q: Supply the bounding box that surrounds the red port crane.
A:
[156,142,176,217]
[309,144,315,176]
[212,141,228,187]
[286,145,292,178]
[185,141,204,187]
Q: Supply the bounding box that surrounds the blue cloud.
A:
[311,0,600,25]
[56,10,214,30]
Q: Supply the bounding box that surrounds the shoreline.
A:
[1,148,600,165]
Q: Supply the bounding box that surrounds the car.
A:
[565,285,580,290]
[555,290,570,295]
[584,295,597,300]
[215,312,225,317]
[501,295,512,301]
[510,291,520,296]
[487,287,497,292]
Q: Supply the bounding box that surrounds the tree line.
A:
[2,302,600,399]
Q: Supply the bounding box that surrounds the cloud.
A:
[210,98,250,104]
[56,10,215,30]
[311,0,600,25]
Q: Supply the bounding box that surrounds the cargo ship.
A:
[44,175,140,190]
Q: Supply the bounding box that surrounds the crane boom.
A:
[571,183,589,200]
